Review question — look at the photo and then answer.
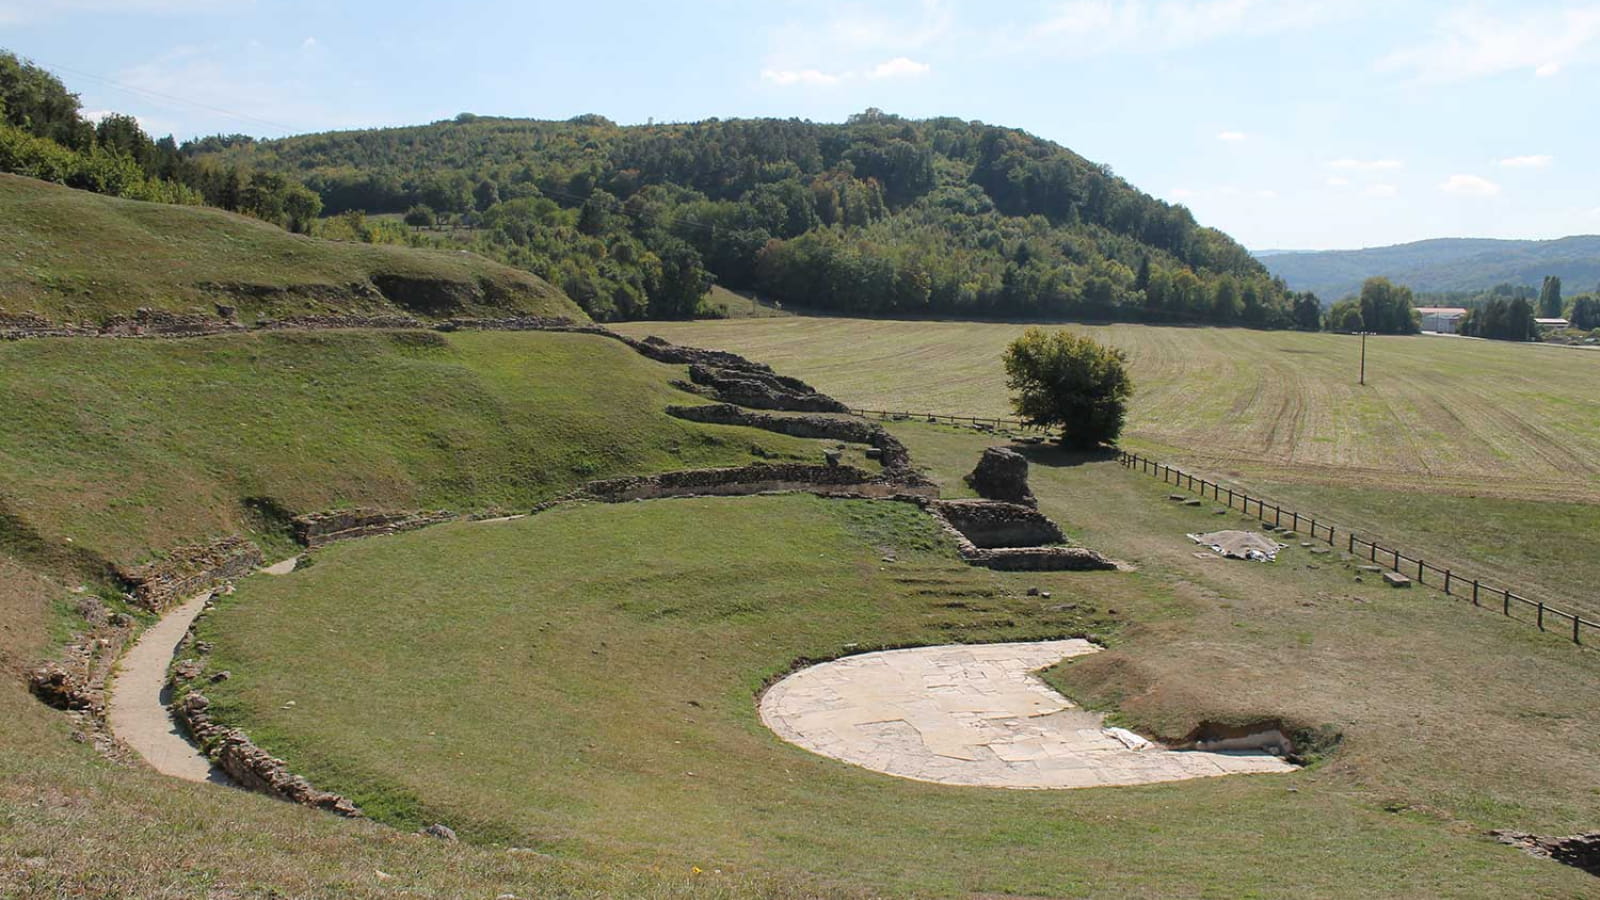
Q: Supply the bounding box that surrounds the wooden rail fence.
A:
[849,408,1053,433]
[1117,450,1596,646]
[835,407,1592,647]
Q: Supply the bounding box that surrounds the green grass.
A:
[698,286,794,320]
[0,329,823,570]
[0,173,582,323]
[193,463,1600,896]
[613,318,1600,502]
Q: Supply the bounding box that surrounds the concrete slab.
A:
[760,640,1295,790]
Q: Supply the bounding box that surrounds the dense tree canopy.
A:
[1355,278,1421,335]
[1003,328,1133,449]
[195,111,1296,324]
[1461,297,1538,341]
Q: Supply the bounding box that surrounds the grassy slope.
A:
[0,174,581,322]
[196,473,1598,897]
[0,330,821,571]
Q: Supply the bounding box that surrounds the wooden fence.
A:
[1117,450,1596,646]
[848,408,1053,433]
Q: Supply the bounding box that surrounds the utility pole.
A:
[1358,331,1370,385]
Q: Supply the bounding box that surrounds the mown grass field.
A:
[0,174,580,322]
[618,317,1600,618]
[615,318,1600,502]
[190,429,1600,898]
[0,329,822,571]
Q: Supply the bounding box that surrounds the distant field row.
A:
[618,318,1600,502]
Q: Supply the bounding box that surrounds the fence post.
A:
[1293,512,1300,531]
[1348,533,1355,553]
[1472,579,1479,606]
[1504,588,1511,616]
[1393,548,1401,571]
[1538,602,1545,631]
[1417,559,1424,583]
[1444,569,1452,596]
[1575,615,1582,645]
[1228,488,1235,507]
[1274,506,1282,528]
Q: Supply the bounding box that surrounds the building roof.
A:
[1535,318,1570,326]
[1415,307,1468,316]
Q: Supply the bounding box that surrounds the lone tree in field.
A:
[1003,328,1133,449]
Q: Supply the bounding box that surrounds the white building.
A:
[1416,307,1468,334]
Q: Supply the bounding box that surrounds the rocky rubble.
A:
[118,537,263,612]
[1493,830,1600,876]
[291,509,457,548]
[665,404,923,482]
[965,446,1037,507]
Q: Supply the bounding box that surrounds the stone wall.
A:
[686,364,849,413]
[665,404,922,482]
[171,600,361,817]
[579,463,937,503]
[932,499,1064,549]
[921,499,1116,572]
[117,536,264,612]
[291,509,457,548]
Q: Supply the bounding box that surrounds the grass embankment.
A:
[195,438,1600,896]
[0,329,821,573]
[0,173,581,323]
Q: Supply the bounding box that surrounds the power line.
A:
[29,56,297,135]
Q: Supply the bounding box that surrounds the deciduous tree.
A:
[1003,328,1133,449]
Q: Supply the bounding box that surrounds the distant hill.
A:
[0,173,583,324]
[190,112,1298,326]
[1257,236,1600,300]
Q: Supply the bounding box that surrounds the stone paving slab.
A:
[760,640,1295,789]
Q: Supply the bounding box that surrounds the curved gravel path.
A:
[106,591,227,784]
[760,640,1296,789]
[107,557,296,784]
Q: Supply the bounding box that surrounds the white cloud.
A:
[1364,184,1398,198]
[1329,158,1403,170]
[1170,187,1197,200]
[1326,176,1351,187]
[1256,189,1279,199]
[1499,154,1553,168]
[301,37,318,50]
[760,68,845,87]
[1440,174,1501,196]
[866,57,932,79]
[1381,6,1600,83]
[1217,130,1247,142]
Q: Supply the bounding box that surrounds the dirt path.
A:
[107,556,296,784]
[106,591,228,784]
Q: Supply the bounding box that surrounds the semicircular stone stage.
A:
[759,640,1296,789]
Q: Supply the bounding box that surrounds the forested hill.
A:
[193,112,1299,325]
[1259,236,1600,301]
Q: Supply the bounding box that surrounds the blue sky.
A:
[5,0,1598,250]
